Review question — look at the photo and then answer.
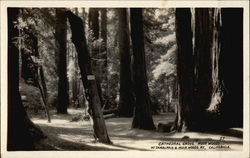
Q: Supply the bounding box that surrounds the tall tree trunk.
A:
[100,8,107,53]
[117,9,135,117]
[174,8,194,131]
[89,8,99,41]
[130,8,155,130]
[67,11,111,144]
[190,9,214,129]
[174,8,243,131]
[7,8,45,150]
[55,8,69,114]
[219,9,243,127]
[89,8,104,107]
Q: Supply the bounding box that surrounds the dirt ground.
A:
[31,108,243,151]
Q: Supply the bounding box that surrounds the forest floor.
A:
[30,108,243,151]
[20,82,243,151]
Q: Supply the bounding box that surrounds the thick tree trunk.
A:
[55,8,69,114]
[7,8,45,150]
[67,11,111,144]
[174,8,243,131]
[117,9,135,117]
[130,8,155,130]
[219,9,243,127]
[192,9,214,126]
[174,8,194,132]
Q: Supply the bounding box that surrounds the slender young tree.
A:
[130,8,155,130]
[67,11,111,144]
[55,8,69,114]
[117,8,135,117]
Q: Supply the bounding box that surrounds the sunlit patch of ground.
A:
[32,108,243,151]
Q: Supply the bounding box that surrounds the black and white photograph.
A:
[1,1,249,158]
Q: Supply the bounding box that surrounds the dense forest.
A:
[7,7,243,151]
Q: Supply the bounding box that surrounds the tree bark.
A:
[219,9,243,127]
[55,8,69,114]
[130,8,155,130]
[192,9,213,125]
[174,8,194,131]
[174,8,243,131]
[117,8,135,117]
[7,8,45,150]
[67,11,111,144]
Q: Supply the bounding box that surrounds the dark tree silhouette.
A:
[55,8,69,114]
[174,8,194,131]
[130,8,155,130]
[67,11,111,144]
[117,8,135,117]
[219,8,243,127]
[7,8,45,150]
[173,8,243,131]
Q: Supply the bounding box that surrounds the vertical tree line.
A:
[55,8,69,114]
[117,9,135,117]
[130,8,155,130]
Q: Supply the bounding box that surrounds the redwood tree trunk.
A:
[192,9,213,126]
[174,8,243,131]
[219,8,243,127]
[55,8,69,114]
[174,8,194,131]
[130,8,155,130]
[117,8,135,117]
[67,11,111,144]
[7,8,44,150]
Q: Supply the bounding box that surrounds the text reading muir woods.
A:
[151,138,231,150]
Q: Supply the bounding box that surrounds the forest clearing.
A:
[4,6,245,153]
